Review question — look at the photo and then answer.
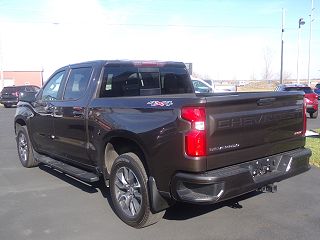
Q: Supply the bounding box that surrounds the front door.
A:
[30,69,67,155]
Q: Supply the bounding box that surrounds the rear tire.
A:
[310,111,318,118]
[16,125,38,168]
[109,152,164,228]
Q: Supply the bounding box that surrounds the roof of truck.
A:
[68,60,186,68]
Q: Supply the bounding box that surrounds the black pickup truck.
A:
[14,60,311,228]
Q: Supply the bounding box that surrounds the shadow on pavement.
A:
[39,163,263,221]
[39,164,113,207]
[164,191,262,221]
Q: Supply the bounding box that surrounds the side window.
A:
[99,65,192,97]
[100,67,139,97]
[161,67,193,94]
[42,71,66,101]
[63,67,92,100]
[33,86,40,92]
[25,86,34,92]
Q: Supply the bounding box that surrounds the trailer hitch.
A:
[259,183,277,193]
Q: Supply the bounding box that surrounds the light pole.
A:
[297,18,305,84]
[307,0,314,86]
[280,8,285,84]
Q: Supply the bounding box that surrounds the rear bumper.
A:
[172,148,311,204]
[0,99,18,105]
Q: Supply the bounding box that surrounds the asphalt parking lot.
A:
[0,106,320,240]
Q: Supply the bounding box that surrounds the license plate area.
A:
[248,157,280,178]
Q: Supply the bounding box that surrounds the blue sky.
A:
[0,0,319,80]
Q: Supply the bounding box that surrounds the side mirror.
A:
[19,91,37,103]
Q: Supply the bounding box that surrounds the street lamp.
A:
[280,8,285,84]
[297,18,305,84]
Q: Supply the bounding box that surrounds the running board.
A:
[34,153,99,183]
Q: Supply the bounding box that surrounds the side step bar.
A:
[34,152,99,183]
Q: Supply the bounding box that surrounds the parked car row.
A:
[190,78,319,119]
[0,85,40,108]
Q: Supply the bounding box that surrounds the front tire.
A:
[109,153,164,228]
[16,125,38,168]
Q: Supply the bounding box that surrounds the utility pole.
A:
[307,0,314,86]
[297,18,305,84]
[280,8,285,84]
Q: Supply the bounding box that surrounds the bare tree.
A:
[262,47,273,82]
[274,71,292,84]
[283,71,292,82]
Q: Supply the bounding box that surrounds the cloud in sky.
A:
[0,0,319,80]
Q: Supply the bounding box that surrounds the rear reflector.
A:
[181,107,206,157]
[185,130,206,157]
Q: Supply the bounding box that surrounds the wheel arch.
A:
[102,131,150,178]
[14,117,27,134]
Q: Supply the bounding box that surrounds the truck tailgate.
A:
[205,92,305,170]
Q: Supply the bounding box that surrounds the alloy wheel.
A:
[114,166,142,217]
[18,133,28,162]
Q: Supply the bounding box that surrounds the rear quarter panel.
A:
[87,94,206,191]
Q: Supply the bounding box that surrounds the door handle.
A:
[53,107,63,118]
[44,104,54,114]
[72,107,84,117]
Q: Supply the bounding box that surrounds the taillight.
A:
[181,107,206,157]
[303,99,307,136]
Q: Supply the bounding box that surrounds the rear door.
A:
[205,92,305,170]
[52,65,93,166]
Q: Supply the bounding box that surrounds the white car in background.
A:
[191,76,213,93]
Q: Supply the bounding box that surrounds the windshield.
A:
[192,80,212,93]
[284,87,313,94]
[204,80,212,85]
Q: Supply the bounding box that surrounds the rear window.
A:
[1,87,18,93]
[99,65,193,97]
[284,87,313,94]
[1,86,39,93]
[315,84,320,89]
